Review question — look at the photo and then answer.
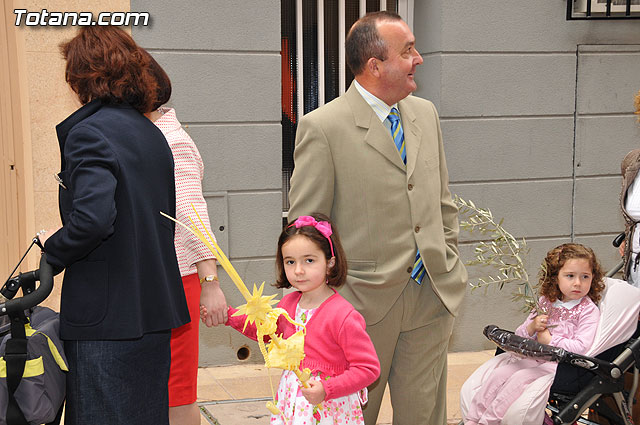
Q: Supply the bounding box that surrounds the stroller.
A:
[460,276,640,425]
[0,237,67,425]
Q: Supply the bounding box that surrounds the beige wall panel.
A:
[2,1,35,278]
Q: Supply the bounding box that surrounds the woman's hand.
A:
[36,227,61,246]
[301,379,326,405]
[200,281,227,327]
[196,259,228,327]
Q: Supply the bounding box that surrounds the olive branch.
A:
[454,195,540,313]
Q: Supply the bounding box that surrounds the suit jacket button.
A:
[407,267,412,273]
[415,225,421,233]
[408,183,414,191]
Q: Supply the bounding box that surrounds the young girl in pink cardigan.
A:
[226,213,380,424]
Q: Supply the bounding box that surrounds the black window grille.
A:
[567,0,640,19]
[281,0,399,213]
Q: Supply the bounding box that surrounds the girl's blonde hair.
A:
[634,89,640,121]
[538,243,605,303]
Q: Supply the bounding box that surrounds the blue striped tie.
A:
[388,108,406,163]
[387,108,426,285]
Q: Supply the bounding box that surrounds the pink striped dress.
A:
[154,107,216,275]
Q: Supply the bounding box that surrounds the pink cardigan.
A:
[515,296,599,355]
[226,290,380,400]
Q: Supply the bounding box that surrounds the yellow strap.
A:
[25,324,36,337]
[0,356,44,378]
[24,323,69,372]
[40,333,69,372]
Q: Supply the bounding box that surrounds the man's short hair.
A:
[345,11,403,76]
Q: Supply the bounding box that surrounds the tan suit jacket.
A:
[288,83,467,325]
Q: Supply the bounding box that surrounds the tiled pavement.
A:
[196,350,495,425]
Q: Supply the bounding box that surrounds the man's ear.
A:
[366,57,380,77]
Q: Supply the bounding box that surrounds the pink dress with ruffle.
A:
[465,296,600,425]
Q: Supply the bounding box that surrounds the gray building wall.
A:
[132,0,282,366]
[413,1,640,351]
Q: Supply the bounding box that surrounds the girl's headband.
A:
[288,216,335,257]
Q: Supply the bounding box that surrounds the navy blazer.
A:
[45,100,189,340]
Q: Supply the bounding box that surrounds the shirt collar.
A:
[552,297,583,309]
[353,79,398,123]
[154,107,182,132]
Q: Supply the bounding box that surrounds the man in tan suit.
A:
[288,11,467,425]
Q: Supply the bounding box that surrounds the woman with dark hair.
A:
[142,51,228,425]
[39,26,189,424]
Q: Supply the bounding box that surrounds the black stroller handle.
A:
[613,231,626,248]
[484,325,624,380]
[484,325,568,362]
[0,254,54,316]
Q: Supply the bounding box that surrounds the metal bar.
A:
[296,0,304,117]
[339,0,345,95]
[397,0,413,28]
[567,0,640,18]
[571,14,640,18]
[380,0,387,11]
[360,0,366,17]
[318,0,325,106]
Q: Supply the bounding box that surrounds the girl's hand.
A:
[537,329,552,345]
[301,379,326,405]
[527,314,549,336]
[200,305,209,323]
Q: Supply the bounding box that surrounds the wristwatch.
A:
[199,275,219,285]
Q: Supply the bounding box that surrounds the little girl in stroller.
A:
[462,243,605,425]
[461,242,640,425]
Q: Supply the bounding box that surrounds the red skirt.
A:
[168,273,201,407]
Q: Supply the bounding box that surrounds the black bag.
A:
[0,307,67,425]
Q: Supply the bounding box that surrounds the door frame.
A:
[0,1,35,275]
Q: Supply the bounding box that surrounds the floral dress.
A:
[270,304,367,425]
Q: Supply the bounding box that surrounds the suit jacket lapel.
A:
[399,100,422,179]
[345,84,406,171]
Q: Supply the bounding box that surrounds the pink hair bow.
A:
[290,216,335,257]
